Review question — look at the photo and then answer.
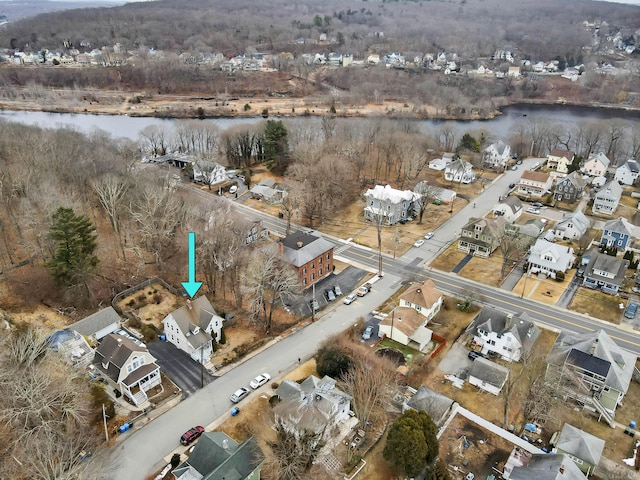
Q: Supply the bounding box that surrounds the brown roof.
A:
[549,149,575,160]
[379,307,426,336]
[520,170,551,183]
[401,279,443,309]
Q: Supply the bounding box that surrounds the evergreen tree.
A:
[46,207,99,287]
[383,410,439,477]
[263,120,289,173]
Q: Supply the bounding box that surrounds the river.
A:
[0,104,639,141]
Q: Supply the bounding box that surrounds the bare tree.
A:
[242,244,300,333]
[279,190,300,236]
[139,125,170,157]
[222,125,261,168]
[93,173,130,260]
[496,224,528,280]
[414,181,443,225]
[265,419,325,480]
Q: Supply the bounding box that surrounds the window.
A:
[326,253,330,260]
[319,257,322,264]
[311,263,314,269]
[303,278,307,285]
[311,273,315,280]
[318,270,322,277]
[303,267,306,274]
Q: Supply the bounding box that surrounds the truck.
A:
[356,283,371,297]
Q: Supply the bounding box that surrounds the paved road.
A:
[108,162,640,478]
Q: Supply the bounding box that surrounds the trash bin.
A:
[231,407,240,416]
[119,423,130,433]
[159,334,166,342]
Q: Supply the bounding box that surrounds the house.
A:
[428,157,450,171]
[378,280,443,351]
[273,375,352,445]
[511,218,546,240]
[162,296,225,364]
[193,160,227,185]
[527,239,575,279]
[436,188,457,204]
[69,306,120,343]
[554,172,587,203]
[45,329,95,368]
[404,386,454,427]
[367,54,380,64]
[278,230,334,288]
[553,424,605,476]
[614,159,640,185]
[507,65,521,77]
[468,357,510,395]
[444,158,475,183]
[467,307,540,362]
[509,454,587,480]
[172,432,265,480]
[93,334,161,406]
[581,248,629,294]
[249,179,287,204]
[600,217,634,251]
[363,184,417,225]
[458,217,505,258]
[517,170,553,198]
[483,141,511,169]
[552,211,590,241]
[581,153,610,177]
[545,329,636,419]
[493,196,523,222]
[592,180,622,215]
[547,149,576,174]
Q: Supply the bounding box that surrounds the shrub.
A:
[555,271,565,282]
[127,317,141,328]
[153,293,163,304]
[170,453,181,468]
[137,294,146,302]
[244,103,251,111]
[261,108,269,118]
[270,382,279,390]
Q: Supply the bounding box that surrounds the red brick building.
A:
[279,231,334,288]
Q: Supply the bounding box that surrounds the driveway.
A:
[147,340,215,397]
[436,342,473,378]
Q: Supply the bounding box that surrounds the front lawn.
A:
[568,288,624,324]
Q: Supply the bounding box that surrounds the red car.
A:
[180,426,205,445]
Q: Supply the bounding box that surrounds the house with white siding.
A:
[614,159,640,185]
[592,180,622,215]
[581,152,610,177]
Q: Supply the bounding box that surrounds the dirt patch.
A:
[514,270,576,305]
[116,284,180,330]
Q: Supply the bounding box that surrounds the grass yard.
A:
[568,288,624,324]
[514,270,576,305]
[429,243,468,271]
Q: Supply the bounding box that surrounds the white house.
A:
[162,296,224,364]
[552,211,590,241]
[527,239,575,279]
[581,152,610,177]
[273,375,352,446]
[378,280,443,351]
[468,357,510,395]
[614,159,640,185]
[483,141,511,169]
[467,307,540,362]
[428,157,450,171]
[444,158,475,183]
[94,334,161,406]
[193,160,227,185]
[364,184,418,225]
[592,180,622,215]
[517,170,553,197]
[493,196,523,222]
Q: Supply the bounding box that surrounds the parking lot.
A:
[148,340,215,397]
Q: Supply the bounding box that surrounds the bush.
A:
[170,453,181,468]
[244,103,251,111]
[152,293,163,304]
[261,107,269,118]
[555,271,565,282]
[127,317,141,328]
[315,344,353,379]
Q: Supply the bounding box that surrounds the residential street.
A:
[109,159,640,479]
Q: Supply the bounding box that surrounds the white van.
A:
[229,185,238,194]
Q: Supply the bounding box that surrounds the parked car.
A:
[357,284,371,297]
[511,165,518,171]
[230,387,250,403]
[310,299,319,311]
[343,293,357,305]
[508,183,516,189]
[424,232,434,240]
[229,185,238,194]
[468,351,486,361]
[516,160,523,165]
[249,373,271,389]
[362,325,374,341]
[333,285,343,296]
[526,207,540,214]
[325,289,336,302]
[414,239,425,248]
[624,302,638,319]
[180,426,205,445]
[531,201,543,208]
[577,267,585,277]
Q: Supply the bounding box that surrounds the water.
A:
[0,104,638,141]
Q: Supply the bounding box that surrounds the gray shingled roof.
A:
[510,453,586,480]
[554,211,590,236]
[70,307,120,338]
[469,357,509,388]
[166,296,217,350]
[468,307,540,354]
[558,171,587,190]
[602,217,633,237]
[547,329,636,394]
[556,423,605,466]
[583,249,629,288]
[280,231,334,268]
[406,386,454,426]
[173,432,265,480]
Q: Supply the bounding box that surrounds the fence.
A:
[430,333,447,359]
[111,277,180,318]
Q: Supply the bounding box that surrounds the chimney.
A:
[416,288,422,294]
[505,313,513,329]
[222,439,229,450]
[187,299,192,310]
[297,241,304,249]
[591,338,598,355]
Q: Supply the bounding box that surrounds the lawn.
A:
[568,288,624,324]
[514,270,576,305]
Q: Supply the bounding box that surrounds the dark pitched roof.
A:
[95,334,147,369]
[549,148,575,160]
[279,231,334,268]
[468,307,540,353]
[566,349,611,378]
[556,423,605,466]
[469,357,509,388]
[164,296,217,350]
[510,453,586,480]
[173,433,265,480]
[406,386,454,425]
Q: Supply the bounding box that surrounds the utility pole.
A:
[311,282,316,321]
[102,404,109,442]
[394,224,398,259]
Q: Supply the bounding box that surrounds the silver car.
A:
[230,387,250,403]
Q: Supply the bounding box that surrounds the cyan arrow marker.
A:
[181,232,202,298]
